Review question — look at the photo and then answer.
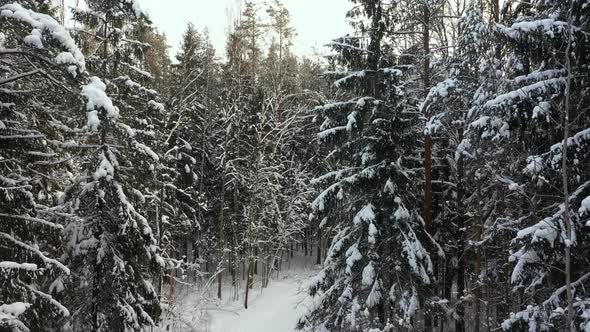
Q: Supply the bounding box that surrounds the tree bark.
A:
[455,128,466,332]
[474,182,483,332]
[244,259,252,309]
[316,227,322,265]
[423,5,433,332]
[563,3,575,327]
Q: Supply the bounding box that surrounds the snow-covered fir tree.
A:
[471,0,590,330]
[57,1,166,330]
[298,1,443,330]
[0,1,84,330]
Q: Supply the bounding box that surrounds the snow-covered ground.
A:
[158,252,318,332]
[205,273,311,331]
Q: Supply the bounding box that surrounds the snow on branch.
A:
[333,70,367,88]
[0,302,31,322]
[0,213,64,230]
[496,19,579,40]
[325,41,372,53]
[125,0,145,19]
[523,128,590,174]
[81,77,119,131]
[516,181,590,245]
[502,272,590,330]
[0,261,38,271]
[318,125,347,139]
[401,227,432,284]
[352,204,375,225]
[511,181,590,285]
[312,162,387,213]
[0,232,70,275]
[0,3,85,71]
[114,182,154,237]
[421,79,456,114]
[484,77,565,109]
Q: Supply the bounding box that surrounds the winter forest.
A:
[1,0,590,331]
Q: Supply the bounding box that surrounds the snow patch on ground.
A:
[157,252,318,332]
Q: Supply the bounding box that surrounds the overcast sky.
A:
[138,0,351,58]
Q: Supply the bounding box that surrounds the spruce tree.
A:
[59,1,165,330]
[0,2,86,330]
[298,1,440,330]
[459,0,590,330]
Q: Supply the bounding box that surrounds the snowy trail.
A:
[205,276,309,332]
[157,253,317,332]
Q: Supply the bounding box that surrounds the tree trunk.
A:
[423,5,433,332]
[217,129,230,299]
[304,228,308,256]
[455,128,466,332]
[244,260,252,309]
[254,246,259,275]
[563,7,574,328]
[186,235,194,283]
[316,227,322,265]
[456,265,466,332]
[168,270,175,306]
[474,182,483,332]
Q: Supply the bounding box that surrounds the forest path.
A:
[204,272,310,332]
[152,251,316,332]
[203,252,317,332]
[157,252,318,332]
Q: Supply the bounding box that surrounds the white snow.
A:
[346,110,358,131]
[580,196,590,216]
[93,152,115,181]
[352,204,375,225]
[366,279,382,308]
[318,125,347,139]
[125,0,145,18]
[333,71,366,88]
[161,253,318,332]
[148,100,166,113]
[0,302,30,318]
[49,278,65,294]
[134,142,160,161]
[362,262,375,288]
[24,28,43,48]
[421,79,456,115]
[496,19,572,40]
[384,178,395,194]
[401,231,432,284]
[0,232,70,275]
[516,217,559,247]
[206,277,310,332]
[532,101,550,120]
[0,3,85,70]
[345,243,362,275]
[524,156,544,175]
[0,261,38,271]
[81,77,119,130]
[394,205,410,220]
[484,77,565,109]
[368,222,378,244]
[510,248,540,284]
